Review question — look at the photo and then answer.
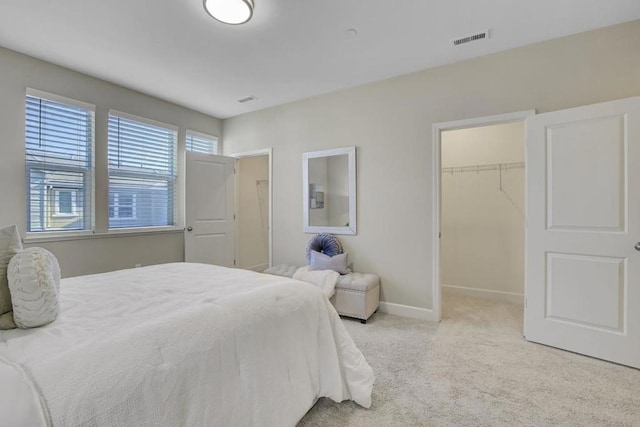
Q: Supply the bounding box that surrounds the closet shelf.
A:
[441,161,524,175]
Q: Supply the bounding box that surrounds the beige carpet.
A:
[299,294,640,426]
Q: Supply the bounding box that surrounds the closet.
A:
[236,155,270,272]
[441,122,525,305]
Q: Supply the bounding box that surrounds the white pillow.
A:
[0,225,23,330]
[8,247,61,329]
[309,250,350,275]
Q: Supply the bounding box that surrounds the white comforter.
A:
[292,266,339,298]
[0,263,374,426]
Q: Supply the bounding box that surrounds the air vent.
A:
[452,29,490,46]
[238,95,257,103]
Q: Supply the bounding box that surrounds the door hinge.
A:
[233,213,236,220]
[233,259,236,266]
[439,232,441,239]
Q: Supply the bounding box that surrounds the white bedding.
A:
[0,263,374,426]
[292,266,339,298]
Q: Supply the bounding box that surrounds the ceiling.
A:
[1,1,639,119]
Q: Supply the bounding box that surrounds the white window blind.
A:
[25,92,94,233]
[108,113,177,229]
[186,131,218,155]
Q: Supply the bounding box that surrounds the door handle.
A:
[186,226,193,232]
[635,242,640,252]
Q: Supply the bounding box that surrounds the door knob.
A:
[187,226,193,232]
[635,242,640,252]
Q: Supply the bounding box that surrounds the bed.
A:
[0,263,374,426]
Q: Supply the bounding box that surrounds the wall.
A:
[222,20,640,317]
[0,46,222,277]
[236,155,269,271]
[441,122,525,302]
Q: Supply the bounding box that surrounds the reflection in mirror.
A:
[303,147,356,235]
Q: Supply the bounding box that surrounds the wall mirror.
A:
[303,146,356,235]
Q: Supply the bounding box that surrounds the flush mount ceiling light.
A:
[203,0,254,25]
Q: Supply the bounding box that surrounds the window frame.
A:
[186,129,220,155]
[107,110,179,232]
[25,88,96,236]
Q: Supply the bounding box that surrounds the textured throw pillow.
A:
[0,225,23,330]
[309,250,350,275]
[8,247,61,329]
[306,233,343,263]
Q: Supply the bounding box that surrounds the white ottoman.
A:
[263,265,380,323]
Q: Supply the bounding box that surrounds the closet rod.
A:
[441,161,524,175]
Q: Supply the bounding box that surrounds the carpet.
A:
[298,294,640,426]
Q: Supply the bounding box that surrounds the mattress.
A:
[0,263,374,426]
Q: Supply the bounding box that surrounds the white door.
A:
[525,96,640,368]
[185,152,235,267]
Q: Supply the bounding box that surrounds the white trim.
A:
[230,148,273,268]
[230,148,272,158]
[26,88,96,111]
[378,301,438,322]
[24,230,95,242]
[24,228,182,243]
[442,284,524,305]
[108,109,179,132]
[107,225,181,235]
[432,110,535,322]
[433,110,535,132]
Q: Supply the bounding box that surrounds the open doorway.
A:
[432,111,534,321]
[441,122,525,306]
[233,149,272,272]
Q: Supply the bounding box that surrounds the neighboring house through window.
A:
[25,90,95,233]
[109,193,137,219]
[108,112,177,229]
[53,188,79,216]
[186,131,219,155]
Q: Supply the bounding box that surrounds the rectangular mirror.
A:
[303,146,356,235]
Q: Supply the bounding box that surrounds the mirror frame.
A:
[302,146,356,235]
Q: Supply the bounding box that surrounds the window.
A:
[108,112,177,229]
[25,90,94,233]
[57,191,73,214]
[109,193,137,219]
[53,188,78,216]
[186,131,218,155]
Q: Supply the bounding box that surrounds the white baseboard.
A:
[442,284,524,305]
[378,301,438,322]
[245,263,269,272]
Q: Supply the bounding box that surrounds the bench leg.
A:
[360,319,367,324]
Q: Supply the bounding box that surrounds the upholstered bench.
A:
[263,264,380,323]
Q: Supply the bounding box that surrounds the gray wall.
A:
[222,20,640,313]
[0,46,223,277]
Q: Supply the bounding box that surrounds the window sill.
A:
[24,227,183,243]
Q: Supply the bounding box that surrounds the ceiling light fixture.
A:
[203,0,254,25]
